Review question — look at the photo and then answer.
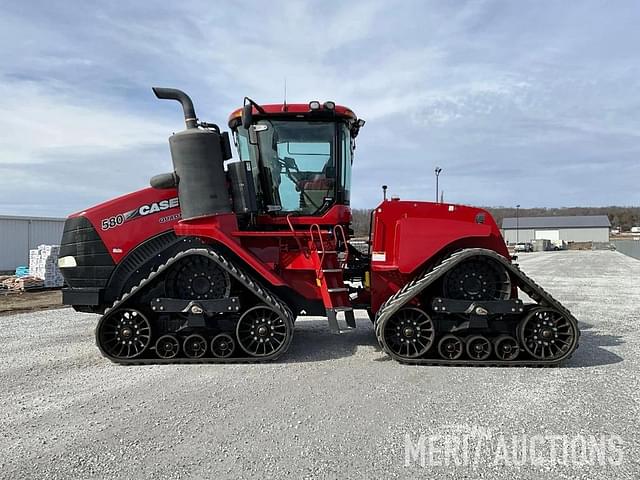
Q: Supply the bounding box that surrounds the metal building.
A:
[0,215,65,271]
[501,215,611,245]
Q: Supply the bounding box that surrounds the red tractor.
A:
[59,88,579,365]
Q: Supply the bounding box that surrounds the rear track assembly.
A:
[375,248,579,366]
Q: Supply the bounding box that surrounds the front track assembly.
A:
[95,243,295,364]
[375,248,579,366]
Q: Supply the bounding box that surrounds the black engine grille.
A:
[59,216,115,288]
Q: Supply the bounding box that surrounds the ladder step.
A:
[326,308,356,333]
[327,287,348,293]
[333,306,353,312]
[318,250,337,254]
[322,268,342,273]
[345,309,356,328]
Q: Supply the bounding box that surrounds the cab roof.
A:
[228,103,357,128]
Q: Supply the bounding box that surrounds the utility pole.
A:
[434,167,442,203]
[516,204,520,245]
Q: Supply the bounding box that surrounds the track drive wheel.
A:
[438,335,464,360]
[442,256,511,301]
[236,305,292,357]
[166,255,230,300]
[518,307,577,361]
[97,308,152,359]
[380,307,435,359]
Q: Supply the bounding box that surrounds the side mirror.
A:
[241,104,253,129]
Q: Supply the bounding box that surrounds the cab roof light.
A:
[309,101,321,111]
[323,101,335,111]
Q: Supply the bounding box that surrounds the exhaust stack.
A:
[153,87,231,220]
[152,87,198,129]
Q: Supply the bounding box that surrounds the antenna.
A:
[283,78,287,112]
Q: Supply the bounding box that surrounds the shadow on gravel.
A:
[283,318,624,367]
[283,316,381,363]
[564,321,624,368]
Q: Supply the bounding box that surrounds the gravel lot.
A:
[1,250,639,479]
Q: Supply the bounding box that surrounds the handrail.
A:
[310,223,325,274]
[334,224,349,266]
[286,214,306,255]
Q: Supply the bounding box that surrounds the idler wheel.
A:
[518,307,577,360]
[236,305,291,357]
[381,307,435,359]
[97,308,152,359]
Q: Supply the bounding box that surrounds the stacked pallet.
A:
[1,276,44,291]
[0,275,11,291]
[29,245,64,288]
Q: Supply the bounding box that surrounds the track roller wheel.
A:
[466,335,492,360]
[210,333,235,358]
[155,335,180,359]
[493,335,520,361]
[236,305,291,357]
[183,334,207,358]
[518,307,577,361]
[381,307,435,359]
[438,335,464,360]
[97,308,152,359]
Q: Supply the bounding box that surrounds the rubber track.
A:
[96,240,295,365]
[374,248,580,367]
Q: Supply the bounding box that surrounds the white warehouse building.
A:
[501,215,611,245]
[0,215,66,271]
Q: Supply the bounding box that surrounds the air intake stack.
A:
[152,87,232,220]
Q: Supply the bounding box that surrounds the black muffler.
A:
[152,87,232,220]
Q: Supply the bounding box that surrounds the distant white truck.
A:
[631,226,640,234]
[551,239,567,251]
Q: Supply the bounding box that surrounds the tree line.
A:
[351,206,640,237]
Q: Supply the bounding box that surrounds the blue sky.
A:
[1,0,639,217]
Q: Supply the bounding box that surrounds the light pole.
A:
[516,204,520,245]
[434,167,442,203]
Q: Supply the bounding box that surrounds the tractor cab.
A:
[228,101,364,219]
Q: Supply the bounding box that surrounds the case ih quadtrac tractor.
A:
[59,88,579,366]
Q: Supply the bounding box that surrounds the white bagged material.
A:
[28,244,64,287]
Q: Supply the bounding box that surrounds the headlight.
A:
[58,256,77,268]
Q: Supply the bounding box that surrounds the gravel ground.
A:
[1,250,639,479]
